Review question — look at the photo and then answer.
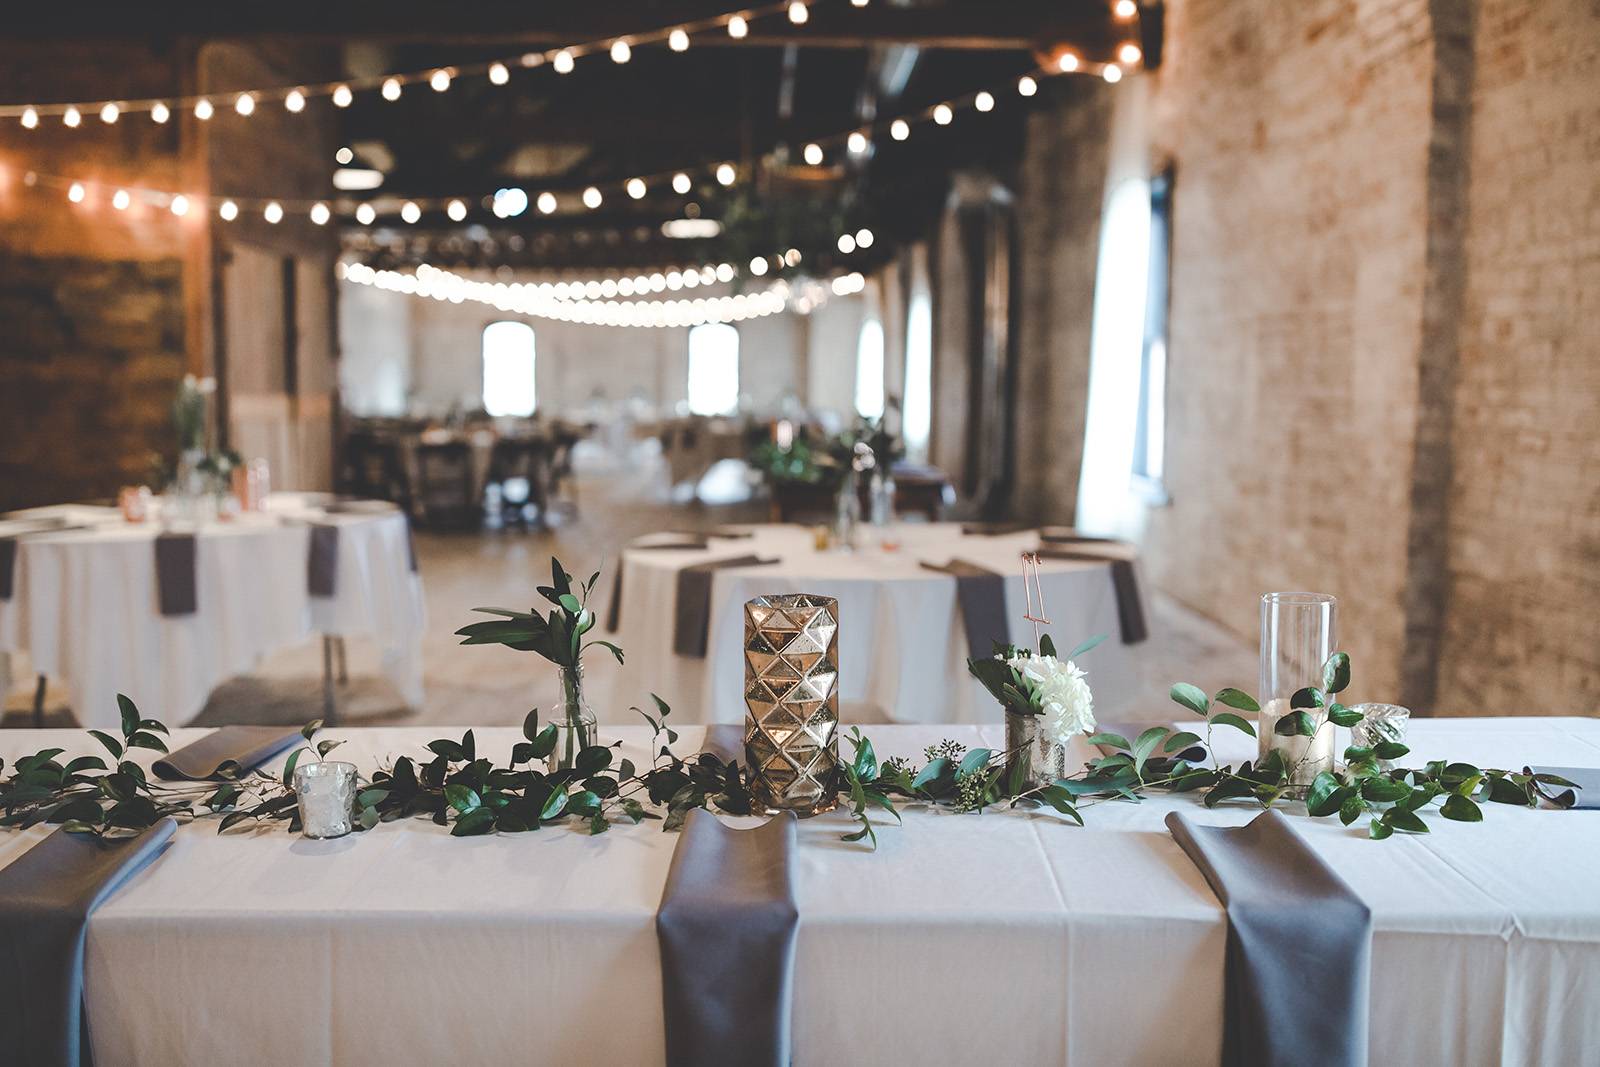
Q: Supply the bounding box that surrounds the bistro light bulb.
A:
[1103,64,1123,83]
[21,107,40,129]
[68,182,86,203]
[749,256,769,276]
[401,201,421,223]
[803,143,823,165]
[170,194,190,216]
[727,15,748,38]
[63,107,82,127]
[582,186,603,209]
[430,68,451,91]
[975,91,995,112]
[264,201,284,224]
[610,39,632,63]
[219,199,238,220]
[332,84,353,107]
[847,131,868,154]
[150,102,170,123]
[855,227,874,248]
[553,50,575,74]
[382,78,402,101]
[669,28,690,51]
[355,203,376,225]
[310,202,331,225]
[788,2,808,24]
[626,178,647,199]
[447,199,467,221]
[336,146,354,164]
[1115,0,1137,17]
[537,191,558,214]
[489,62,510,85]
[933,103,953,125]
[285,89,306,112]
[112,189,131,210]
[1018,75,1038,97]
[837,233,856,254]
[1058,52,1080,72]
[235,93,256,116]
[890,118,909,141]
[1119,42,1143,64]
[672,172,692,194]
[715,162,736,186]
[99,103,119,124]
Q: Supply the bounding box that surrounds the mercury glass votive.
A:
[293,761,357,838]
[744,593,840,816]
[1349,703,1410,770]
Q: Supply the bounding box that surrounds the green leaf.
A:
[1369,817,1393,840]
[1486,776,1531,805]
[126,732,168,753]
[1133,727,1169,773]
[1274,710,1317,737]
[1169,683,1210,717]
[1373,741,1410,761]
[911,758,949,790]
[117,694,140,736]
[1163,731,1203,754]
[1322,651,1351,694]
[1360,777,1411,803]
[529,724,558,761]
[1086,732,1130,752]
[359,806,380,830]
[574,746,612,777]
[300,719,324,742]
[1305,772,1346,816]
[588,812,610,835]
[1037,633,1057,658]
[588,640,626,665]
[282,748,303,786]
[1066,633,1107,659]
[1384,807,1430,834]
[540,789,567,821]
[450,808,496,837]
[1204,776,1255,807]
[63,755,108,775]
[427,739,467,762]
[1440,794,1483,822]
[1213,687,1260,713]
[558,593,583,615]
[88,730,123,759]
[1209,712,1256,737]
[1289,687,1322,710]
[851,734,878,782]
[958,748,993,776]
[444,783,481,814]
[1339,795,1365,825]
[316,739,344,758]
[1328,704,1364,728]
[138,718,170,736]
[522,708,540,742]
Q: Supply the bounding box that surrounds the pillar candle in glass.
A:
[294,761,357,838]
[1258,592,1337,796]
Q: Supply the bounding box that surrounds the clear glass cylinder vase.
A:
[1258,591,1337,796]
[549,664,597,774]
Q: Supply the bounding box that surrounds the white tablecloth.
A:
[592,523,1141,725]
[0,494,425,729]
[0,717,1595,1065]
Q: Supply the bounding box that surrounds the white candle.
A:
[1259,697,1335,791]
[294,761,357,838]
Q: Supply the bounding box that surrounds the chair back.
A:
[415,441,479,528]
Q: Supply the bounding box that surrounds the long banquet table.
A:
[1,716,1596,1065]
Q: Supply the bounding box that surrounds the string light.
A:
[447,198,468,221]
[1118,42,1142,64]
[672,172,692,194]
[847,131,869,154]
[837,233,856,253]
[890,118,909,141]
[429,69,451,92]
[21,107,38,128]
[382,78,402,101]
[626,178,647,199]
[218,200,238,221]
[1018,75,1038,97]
[150,102,170,123]
[194,99,213,120]
[749,256,769,276]
[234,93,255,116]
[336,147,354,164]
[788,2,809,24]
[855,227,874,248]
[1057,52,1080,73]
[537,191,558,214]
[785,248,802,266]
[1114,0,1138,18]
[521,53,545,69]
[264,201,284,224]
[803,143,824,165]
[610,39,632,63]
[170,194,190,217]
[553,50,575,74]
[727,15,748,38]
[63,107,81,127]
[112,189,130,210]
[715,163,736,185]
[99,103,119,124]
[355,203,376,225]
[582,186,603,209]
[67,182,85,203]
[669,28,690,51]
[1102,64,1123,83]
[310,202,331,225]
[933,103,953,125]
[974,91,995,112]
[400,201,421,223]
[852,0,869,6]
[285,89,307,112]
[832,272,866,296]
[489,62,510,85]
[332,85,353,107]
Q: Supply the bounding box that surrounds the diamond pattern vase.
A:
[743,593,840,816]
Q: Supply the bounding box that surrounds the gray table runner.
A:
[307,523,340,597]
[0,819,178,1067]
[656,794,798,1067]
[920,559,1009,660]
[1166,810,1372,1067]
[1529,766,1600,809]
[672,555,778,659]
[153,533,198,617]
[152,726,302,781]
[1033,547,1148,644]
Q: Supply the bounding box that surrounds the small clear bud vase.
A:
[1258,592,1338,797]
[549,664,597,774]
[1004,710,1069,791]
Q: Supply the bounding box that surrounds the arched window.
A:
[901,250,933,461]
[481,321,536,416]
[854,317,885,419]
[687,323,739,415]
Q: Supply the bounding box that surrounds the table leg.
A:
[335,636,349,685]
[321,636,339,726]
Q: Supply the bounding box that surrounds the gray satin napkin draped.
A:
[152,726,302,781]
[1530,766,1600,809]
[307,523,340,597]
[0,536,16,600]
[0,819,178,1067]
[606,539,717,633]
[1166,810,1372,1067]
[153,532,198,617]
[672,555,778,658]
[920,559,1008,660]
[1033,547,1148,644]
[657,725,799,1067]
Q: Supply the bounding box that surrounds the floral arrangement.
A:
[967,633,1105,748]
[748,408,903,491]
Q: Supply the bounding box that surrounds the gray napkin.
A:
[1166,810,1372,1067]
[1033,548,1148,644]
[1039,527,1120,546]
[0,537,16,600]
[656,805,799,1067]
[307,523,339,598]
[960,521,1033,536]
[1529,766,1600,810]
[672,555,779,659]
[153,533,197,617]
[921,559,1008,660]
[0,818,178,1067]
[152,726,302,781]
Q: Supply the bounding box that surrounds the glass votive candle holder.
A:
[1349,703,1410,770]
[293,761,357,838]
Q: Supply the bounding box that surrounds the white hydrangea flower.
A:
[1006,653,1096,746]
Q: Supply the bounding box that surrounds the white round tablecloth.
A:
[590,523,1142,725]
[0,494,425,730]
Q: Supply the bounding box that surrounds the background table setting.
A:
[0,491,425,729]
[594,522,1147,725]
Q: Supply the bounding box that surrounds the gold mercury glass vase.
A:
[743,593,841,816]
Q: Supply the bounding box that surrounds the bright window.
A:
[854,317,885,419]
[481,321,536,416]
[902,250,933,461]
[687,323,739,415]
[1131,169,1172,490]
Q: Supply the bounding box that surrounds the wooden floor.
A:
[3,447,1256,730]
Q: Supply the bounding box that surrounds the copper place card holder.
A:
[743,593,840,816]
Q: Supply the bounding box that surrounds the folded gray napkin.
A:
[920,559,1009,660]
[0,818,178,1067]
[153,532,197,617]
[960,521,1033,536]
[656,804,798,1067]
[307,523,339,598]
[0,538,13,601]
[672,555,779,659]
[1529,766,1600,809]
[152,726,303,781]
[1039,527,1121,546]
[1166,810,1372,1067]
[1033,548,1148,644]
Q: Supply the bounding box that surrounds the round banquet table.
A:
[0,493,425,730]
[590,523,1143,726]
